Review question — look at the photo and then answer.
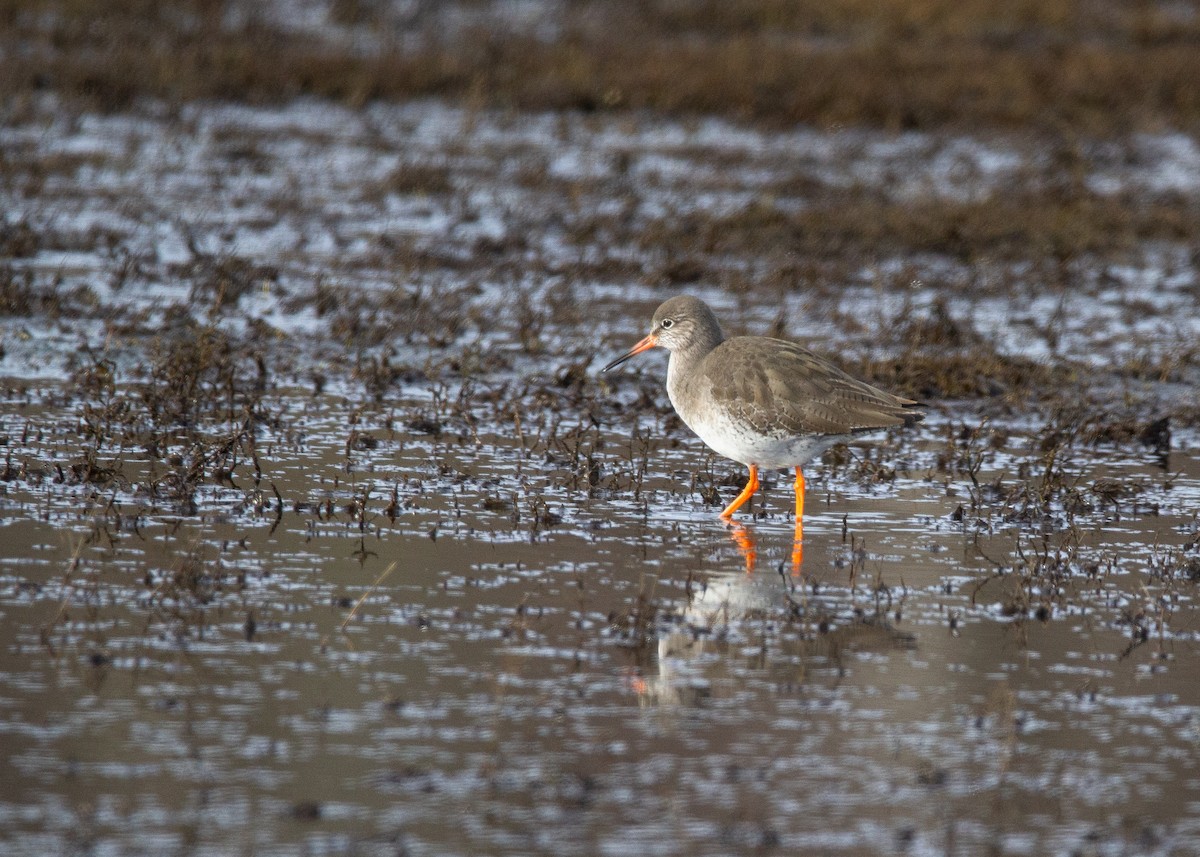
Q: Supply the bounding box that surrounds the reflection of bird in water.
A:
[726,521,804,575]
[639,566,916,709]
[604,295,924,568]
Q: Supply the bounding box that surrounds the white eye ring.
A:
[661,319,674,329]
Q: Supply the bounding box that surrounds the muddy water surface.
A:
[2,98,1199,856]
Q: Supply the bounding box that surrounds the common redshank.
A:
[603,295,923,562]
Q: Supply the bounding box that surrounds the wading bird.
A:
[604,295,924,568]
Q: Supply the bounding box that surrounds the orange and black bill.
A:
[602,333,658,372]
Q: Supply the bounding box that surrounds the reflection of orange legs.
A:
[719,464,760,520]
[726,522,757,573]
[628,671,648,696]
[791,467,805,573]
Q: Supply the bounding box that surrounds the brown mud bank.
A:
[4,0,1200,133]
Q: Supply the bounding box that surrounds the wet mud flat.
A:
[2,91,1200,856]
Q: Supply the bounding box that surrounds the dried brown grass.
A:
[621,184,1200,264]
[3,0,1199,132]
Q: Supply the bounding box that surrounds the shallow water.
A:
[2,398,1197,856]
[2,96,1200,856]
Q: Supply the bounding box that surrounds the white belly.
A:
[684,404,846,468]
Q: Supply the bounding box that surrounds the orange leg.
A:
[719,464,760,520]
[791,467,805,573]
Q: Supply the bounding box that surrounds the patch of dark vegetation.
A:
[932,403,1195,640]
[0,265,99,318]
[939,413,1078,529]
[1114,343,1200,387]
[290,280,472,350]
[1079,413,1172,456]
[0,218,41,257]
[4,0,1200,133]
[179,253,279,316]
[64,321,278,512]
[141,324,269,428]
[853,348,1062,403]
[613,182,1200,265]
[0,145,112,199]
[841,300,1071,401]
[1,216,125,257]
[370,161,455,198]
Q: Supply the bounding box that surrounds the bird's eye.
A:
[660,319,674,329]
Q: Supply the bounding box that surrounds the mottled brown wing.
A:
[704,337,924,437]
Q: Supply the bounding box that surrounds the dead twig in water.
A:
[320,561,397,651]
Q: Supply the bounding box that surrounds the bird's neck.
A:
[666,331,722,398]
